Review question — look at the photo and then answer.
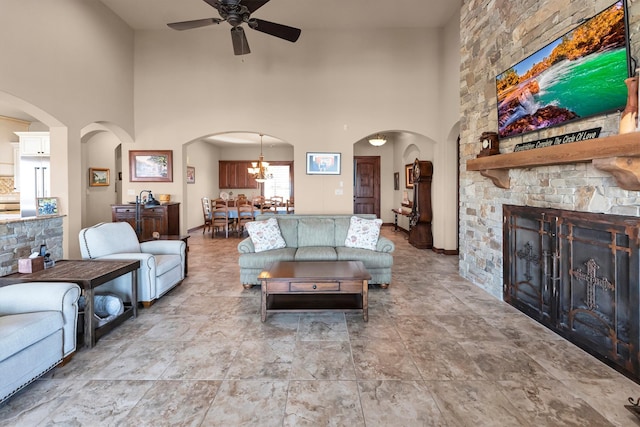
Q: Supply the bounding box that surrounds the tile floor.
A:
[2,227,640,426]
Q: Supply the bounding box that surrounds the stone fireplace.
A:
[458,0,640,299]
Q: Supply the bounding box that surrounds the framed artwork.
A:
[186,166,195,184]
[36,197,59,217]
[129,150,173,182]
[306,152,341,175]
[89,168,109,187]
[405,164,414,189]
[394,172,400,191]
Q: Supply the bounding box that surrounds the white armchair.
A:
[79,222,186,307]
[0,282,81,403]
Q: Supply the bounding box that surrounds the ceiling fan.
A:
[167,0,301,56]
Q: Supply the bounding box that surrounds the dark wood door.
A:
[353,156,380,217]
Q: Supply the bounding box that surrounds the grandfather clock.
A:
[409,158,433,249]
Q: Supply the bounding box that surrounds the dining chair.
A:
[236,201,255,236]
[252,195,266,213]
[269,196,284,213]
[201,197,212,235]
[286,196,295,214]
[236,194,248,206]
[211,203,234,238]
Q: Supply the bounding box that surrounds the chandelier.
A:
[247,133,273,183]
[368,134,387,146]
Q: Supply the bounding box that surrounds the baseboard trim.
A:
[432,247,459,256]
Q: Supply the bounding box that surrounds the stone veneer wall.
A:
[0,216,64,276]
[459,0,640,298]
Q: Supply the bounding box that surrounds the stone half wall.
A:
[0,216,64,276]
[459,0,640,298]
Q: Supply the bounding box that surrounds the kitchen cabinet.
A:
[111,203,180,241]
[15,132,50,156]
[219,161,258,189]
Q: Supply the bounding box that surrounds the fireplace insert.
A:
[504,204,640,382]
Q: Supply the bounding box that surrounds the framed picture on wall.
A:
[405,164,414,189]
[394,172,400,190]
[186,166,195,184]
[89,168,109,187]
[36,197,59,217]
[306,152,341,175]
[129,150,173,182]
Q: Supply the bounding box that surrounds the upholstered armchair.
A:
[0,282,81,403]
[79,222,186,307]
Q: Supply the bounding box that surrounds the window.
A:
[263,163,292,200]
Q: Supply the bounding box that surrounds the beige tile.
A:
[297,312,349,341]
[351,339,421,380]
[284,380,364,426]
[358,380,447,426]
[497,379,615,426]
[225,340,295,380]
[126,380,220,426]
[430,380,528,427]
[202,380,288,427]
[290,341,356,380]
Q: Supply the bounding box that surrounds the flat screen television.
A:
[496,0,632,139]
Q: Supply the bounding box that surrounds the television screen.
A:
[496,1,630,139]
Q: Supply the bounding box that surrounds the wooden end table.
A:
[0,259,140,348]
[258,261,371,322]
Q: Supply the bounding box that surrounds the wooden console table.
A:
[0,259,140,348]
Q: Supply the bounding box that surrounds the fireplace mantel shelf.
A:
[466,132,640,190]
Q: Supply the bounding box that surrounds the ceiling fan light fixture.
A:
[369,134,387,146]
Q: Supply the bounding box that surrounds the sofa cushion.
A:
[155,254,182,276]
[274,217,298,247]
[333,217,352,247]
[298,218,335,247]
[336,247,394,268]
[238,248,297,268]
[0,311,63,362]
[246,217,287,252]
[344,216,383,250]
[295,247,338,261]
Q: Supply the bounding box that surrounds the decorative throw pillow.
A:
[246,217,286,253]
[344,216,382,250]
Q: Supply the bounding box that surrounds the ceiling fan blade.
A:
[241,0,270,14]
[202,0,222,10]
[167,18,223,30]
[249,18,301,43]
[231,26,251,55]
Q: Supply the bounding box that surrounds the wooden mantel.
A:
[466,132,640,190]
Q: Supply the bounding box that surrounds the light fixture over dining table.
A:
[248,133,273,183]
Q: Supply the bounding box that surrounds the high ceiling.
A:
[98,0,462,31]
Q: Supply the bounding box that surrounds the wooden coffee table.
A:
[258,261,371,322]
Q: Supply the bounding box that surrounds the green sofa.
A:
[237,214,394,288]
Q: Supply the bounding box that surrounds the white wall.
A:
[83,131,119,226]
[184,140,219,231]
[132,24,460,248]
[0,0,134,257]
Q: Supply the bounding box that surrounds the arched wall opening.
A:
[80,122,134,228]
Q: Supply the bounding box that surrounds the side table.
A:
[0,259,140,348]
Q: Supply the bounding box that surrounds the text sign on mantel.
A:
[513,127,602,152]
